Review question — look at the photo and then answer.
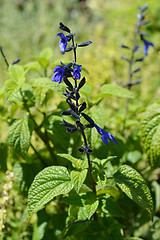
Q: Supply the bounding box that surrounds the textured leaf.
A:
[8,118,31,155]
[8,65,26,83]
[28,166,73,216]
[5,65,26,101]
[100,84,135,98]
[30,77,65,95]
[71,169,88,193]
[141,103,160,167]
[78,192,99,220]
[58,153,88,169]
[114,165,153,215]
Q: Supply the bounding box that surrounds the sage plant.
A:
[52,22,118,197]
[121,3,153,89]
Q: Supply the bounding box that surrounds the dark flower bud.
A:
[61,119,76,128]
[141,4,148,12]
[86,148,92,154]
[133,67,141,73]
[77,77,86,90]
[121,55,130,62]
[135,58,144,62]
[76,119,84,128]
[63,77,73,90]
[133,45,139,52]
[75,92,80,100]
[134,78,142,85]
[81,112,94,127]
[66,127,77,134]
[61,110,71,116]
[68,108,80,120]
[78,41,92,47]
[79,147,86,154]
[59,22,70,33]
[12,58,20,65]
[140,20,150,26]
[79,102,86,113]
[65,47,73,52]
[66,99,76,112]
[121,44,130,49]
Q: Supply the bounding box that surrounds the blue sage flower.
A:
[57,33,69,54]
[52,65,65,84]
[73,65,82,79]
[141,37,154,56]
[94,123,118,145]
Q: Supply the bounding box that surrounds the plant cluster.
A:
[0,3,159,240]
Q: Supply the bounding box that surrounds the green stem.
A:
[20,90,57,165]
[0,46,9,68]
[30,143,48,167]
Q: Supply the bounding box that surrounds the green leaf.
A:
[8,118,31,155]
[8,65,26,83]
[40,47,53,60]
[127,151,142,164]
[5,65,26,102]
[58,153,88,169]
[23,61,41,72]
[71,169,88,193]
[61,194,83,206]
[78,192,99,220]
[5,79,20,102]
[100,84,135,98]
[114,165,153,215]
[141,103,160,168]
[30,77,65,95]
[32,221,47,240]
[28,166,73,216]
[101,194,124,218]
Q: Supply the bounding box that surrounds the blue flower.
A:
[94,123,118,145]
[57,33,69,54]
[141,37,154,56]
[73,65,82,79]
[52,65,65,84]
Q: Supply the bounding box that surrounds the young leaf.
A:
[58,153,88,169]
[71,169,88,193]
[78,192,99,220]
[8,65,26,84]
[5,65,26,101]
[23,61,41,72]
[141,103,160,168]
[113,165,153,215]
[28,166,74,216]
[100,84,135,99]
[8,118,31,155]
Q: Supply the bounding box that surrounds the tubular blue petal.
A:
[142,38,154,56]
[57,32,68,54]
[94,123,105,135]
[94,123,118,145]
[101,134,109,145]
[107,132,118,144]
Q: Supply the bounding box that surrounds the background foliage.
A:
[0,0,160,239]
